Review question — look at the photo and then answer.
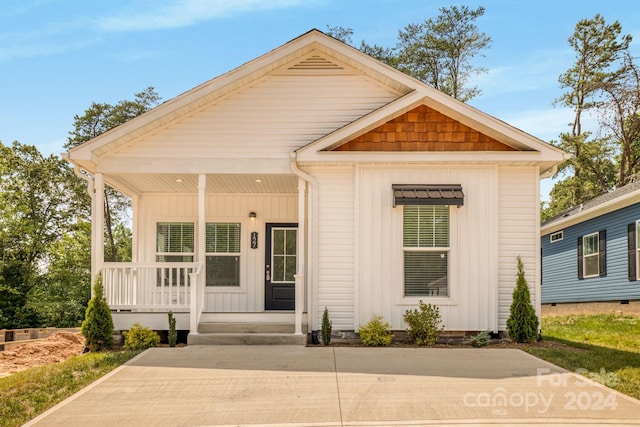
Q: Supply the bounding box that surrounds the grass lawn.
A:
[0,350,139,427]
[524,314,640,400]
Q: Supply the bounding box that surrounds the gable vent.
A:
[289,55,344,71]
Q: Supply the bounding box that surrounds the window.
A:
[205,223,240,287]
[271,228,297,283]
[578,230,606,279]
[582,233,599,277]
[550,231,563,243]
[403,205,449,297]
[628,221,640,281]
[156,222,194,286]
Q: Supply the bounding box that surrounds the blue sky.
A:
[2,0,639,199]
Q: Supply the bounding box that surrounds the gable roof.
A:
[66,29,568,178]
[541,180,640,235]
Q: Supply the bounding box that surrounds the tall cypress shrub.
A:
[506,256,539,343]
[81,272,114,351]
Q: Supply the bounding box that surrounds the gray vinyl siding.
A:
[541,203,640,303]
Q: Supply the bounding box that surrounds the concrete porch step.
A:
[198,322,307,334]
[188,333,307,345]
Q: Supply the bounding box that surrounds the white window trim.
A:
[583,232,600,279]
[204,219,247,294]
[550,231,563,243]
[399,205,457,305]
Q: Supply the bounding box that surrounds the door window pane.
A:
[272,228,296,282]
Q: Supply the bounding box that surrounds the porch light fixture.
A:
[249,212,257,219]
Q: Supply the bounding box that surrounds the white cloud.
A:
[99,0,308,32]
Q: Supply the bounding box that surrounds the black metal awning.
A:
[392,184,464,207]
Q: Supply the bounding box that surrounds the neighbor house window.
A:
[403,205,449,297]
[205,223,240,287]
[629,221,640,281]
[578,230,606,279]
[550,231,563,243]
[156,222,194,286]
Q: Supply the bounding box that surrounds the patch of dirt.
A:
[0,332,85,376]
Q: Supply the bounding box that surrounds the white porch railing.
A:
[101,262,199,310]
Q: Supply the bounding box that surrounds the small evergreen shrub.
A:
[321,307,332,346]
[81,272,114,352]
[167,311,177,348]
[468,330,491,348]
[359,315,394,346]
[403,300,443,346]
[123,323,160,351]
[506,256,540,343]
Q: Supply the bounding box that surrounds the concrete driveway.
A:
[25,346,640,426]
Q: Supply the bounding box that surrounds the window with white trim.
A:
[205,223,241,287]
[550,231,563,243]
[156,222,194,286]
[582,232,600,278]
[403,205,449,297]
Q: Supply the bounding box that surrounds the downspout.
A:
[290,152,318,335]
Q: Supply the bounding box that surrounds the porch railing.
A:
[101,262,199,310]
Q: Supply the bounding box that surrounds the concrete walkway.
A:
[25,346,640,426]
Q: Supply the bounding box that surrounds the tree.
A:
[546,15,632,217]
[81,272,114,351]
[0,141,82,328]
[326,5,491,102]
[598,53,640,186]
[26,221,91,327]
[506,257,539,343]
[395,5,491,101]
[66,87,161,262]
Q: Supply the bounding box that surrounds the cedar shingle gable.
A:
[332,105,516,152]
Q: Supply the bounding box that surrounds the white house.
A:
[64,30,568,344]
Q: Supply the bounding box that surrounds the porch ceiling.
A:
[108,173,298,194]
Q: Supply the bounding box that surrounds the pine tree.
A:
[321,307,332,346]
[506,257,539,343]
[81,273,114,351]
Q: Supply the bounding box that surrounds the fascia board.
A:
[541,190,640,235]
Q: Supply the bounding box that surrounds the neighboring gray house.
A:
[541,180,640,315]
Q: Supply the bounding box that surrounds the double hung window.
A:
[403,205,449,297]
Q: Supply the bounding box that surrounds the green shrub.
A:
[506,256,539,343]
[359,315,394,346]
[403,300,443,346]
[81,272,114,352]
[123,323,160,351]
[468,330,491,347]
[167,311,177,348]
[321,307,332,346]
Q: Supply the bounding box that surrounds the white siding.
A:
[107,75,399,160]
[311,167,356,330]
[356,165,499,332]
[498,166,540,330]
[138,193,297,312]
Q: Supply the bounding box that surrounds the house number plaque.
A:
[251,231,258,249]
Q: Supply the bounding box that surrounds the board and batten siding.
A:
[355,165,499,332]
[309,167,356,330]
[497,166,540,331]
[106,75,399,160]
[541,203,640,303]
[138,192,297,312]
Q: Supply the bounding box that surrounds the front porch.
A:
[88,171,312,342]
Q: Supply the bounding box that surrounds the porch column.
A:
[294,177,306,336]
[92,172,105,292]
[190,174,206,335]
[130,195,139,263]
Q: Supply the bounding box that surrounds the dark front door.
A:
[265,223,297,310]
